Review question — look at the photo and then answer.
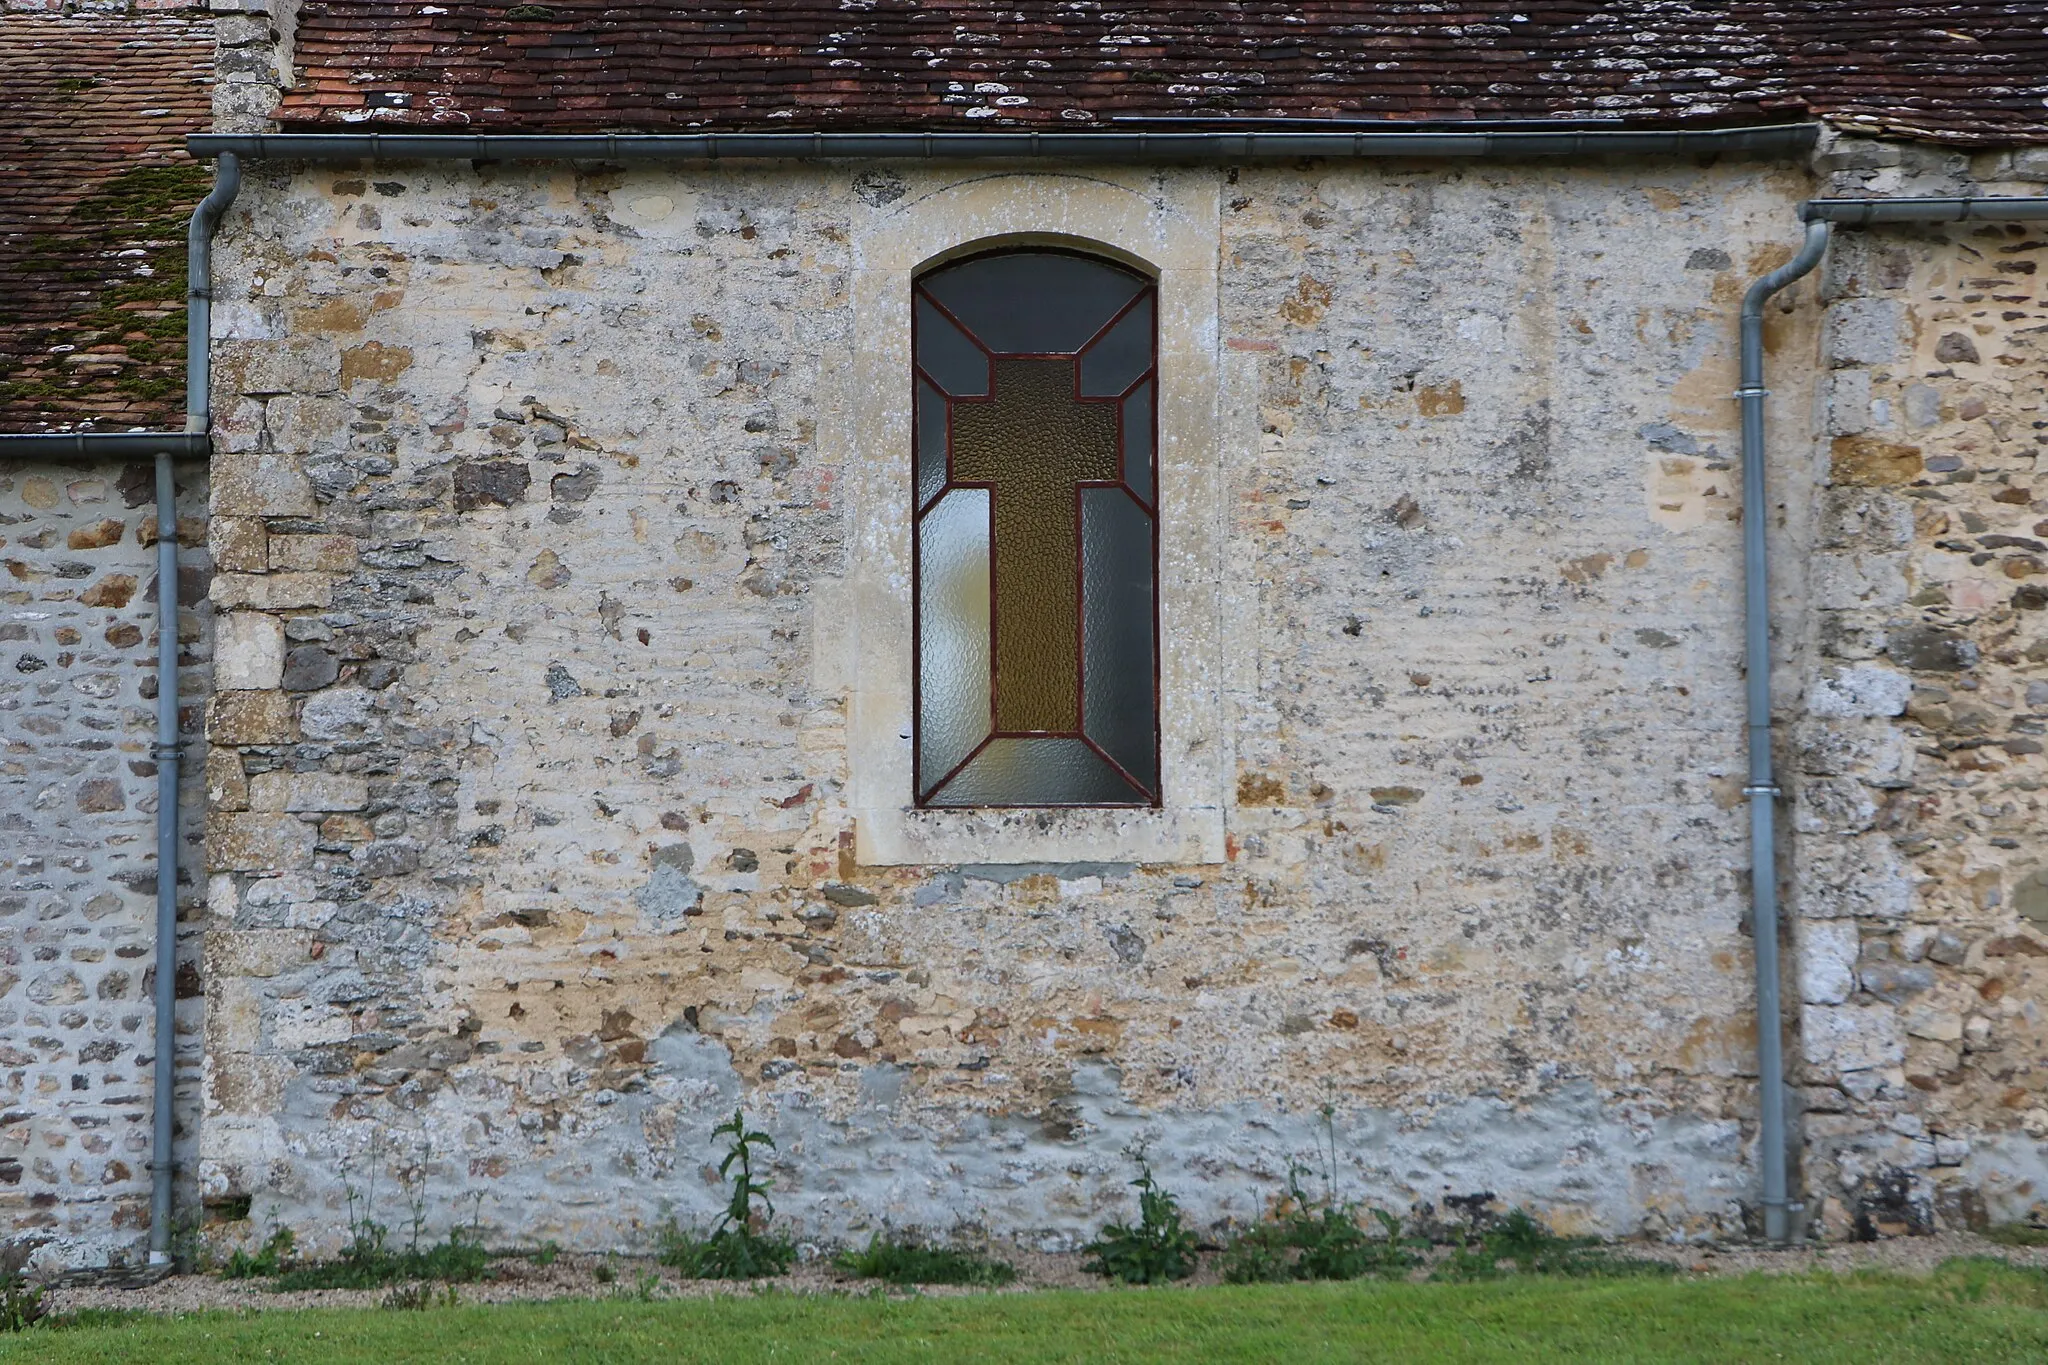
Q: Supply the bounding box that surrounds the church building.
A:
[4,1,2048,1270]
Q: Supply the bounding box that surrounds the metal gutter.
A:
[1804,196,2048,224]
[0,432,209,459]
[189,122,1818,164]
[1739,193,2048,1245]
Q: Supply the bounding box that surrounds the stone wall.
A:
[208,0,297,134]
[0,460,212,1272]
[1792,136,2048,1238]
[190,155,1829,1254]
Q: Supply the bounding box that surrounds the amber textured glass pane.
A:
[914,294,990,397]
[1079,292,1154,397]
[921,252,1145,355]
[1121,380,1154,507]
[1081,487,1156,794]
[949,358,1119,733]
[915,378,947,511]
[917,488,992,798]
[925,736,1145,806]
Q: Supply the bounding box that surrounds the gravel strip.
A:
[38,1232,2048,1318]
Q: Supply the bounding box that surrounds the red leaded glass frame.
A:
[911,248,1161,808]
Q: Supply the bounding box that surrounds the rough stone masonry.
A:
[1793,137,2048,1240]
[0,460,212,1272]
[182,146,1853,1264]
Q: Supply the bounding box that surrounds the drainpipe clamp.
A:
[1732,386,1770,398]
[1741,784,1781,797]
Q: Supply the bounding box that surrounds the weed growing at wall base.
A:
[657,1110,796,1280]
[1430,1207,1677,1281]
[1221,1168,1421,1284]
[379,1282,461,1312]
[0,1275,42,1333]
[221,1227,296,1280]
[1083,1150,1198,1285]
[836,1235,1017,1287]
[266,1224,493,1292]
[1984,1222,2048,1248]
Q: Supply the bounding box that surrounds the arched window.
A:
[913,249,1159,808]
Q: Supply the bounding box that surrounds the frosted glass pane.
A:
[917,489,992,798]
[915,295,990,396]
[915,378,947,511]
[922,252,1146,355]
[949,358,1119,733]
[925,736,1146,807]
[1121,380,1154,506]
[1079,292,1154,397]
[1081,487,1157,796]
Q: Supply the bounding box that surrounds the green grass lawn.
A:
[8,1259,2048,1364]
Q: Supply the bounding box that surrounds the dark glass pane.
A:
[917,488,992,799]
[949,358,1119,733]
[1081,487,1156,795]
[922,252,1145,355]
[915,378,947,511]
[925,736,1146,806]
[1121,380,1154,506]
[915,294,989,396]
[1079,292,1154,397]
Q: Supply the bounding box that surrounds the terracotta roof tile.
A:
[0,9,214,435]
[276,1,2048,144]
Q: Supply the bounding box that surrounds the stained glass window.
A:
[913,249,1159,808]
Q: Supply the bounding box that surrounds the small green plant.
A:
[657,1110,796,1280]
[1983,1223,2048,1248]
[270,1225,492,1291]
[531,1240,561,1267]
[170,1210,220,1273]
[265,1138,494,1291]
[0,1274,44,1333]
[836,1234,1017,1287]
[618,1271,664,1302]
[222,1226,297,1280]
[1430,1207,1675,1282]
[593,1259,617,1285]
[1296,1204,1416,1280]
[1083,1149,1197,1284]
[379,1282,460,1311]
[1220,1166,1419,1284]
[1217,1221,1294,1284]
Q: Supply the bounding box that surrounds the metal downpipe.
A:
[1737,217,1831,1245]
[147,452,181,1264]
[185,151,240,435]
[148,149,241,1265]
